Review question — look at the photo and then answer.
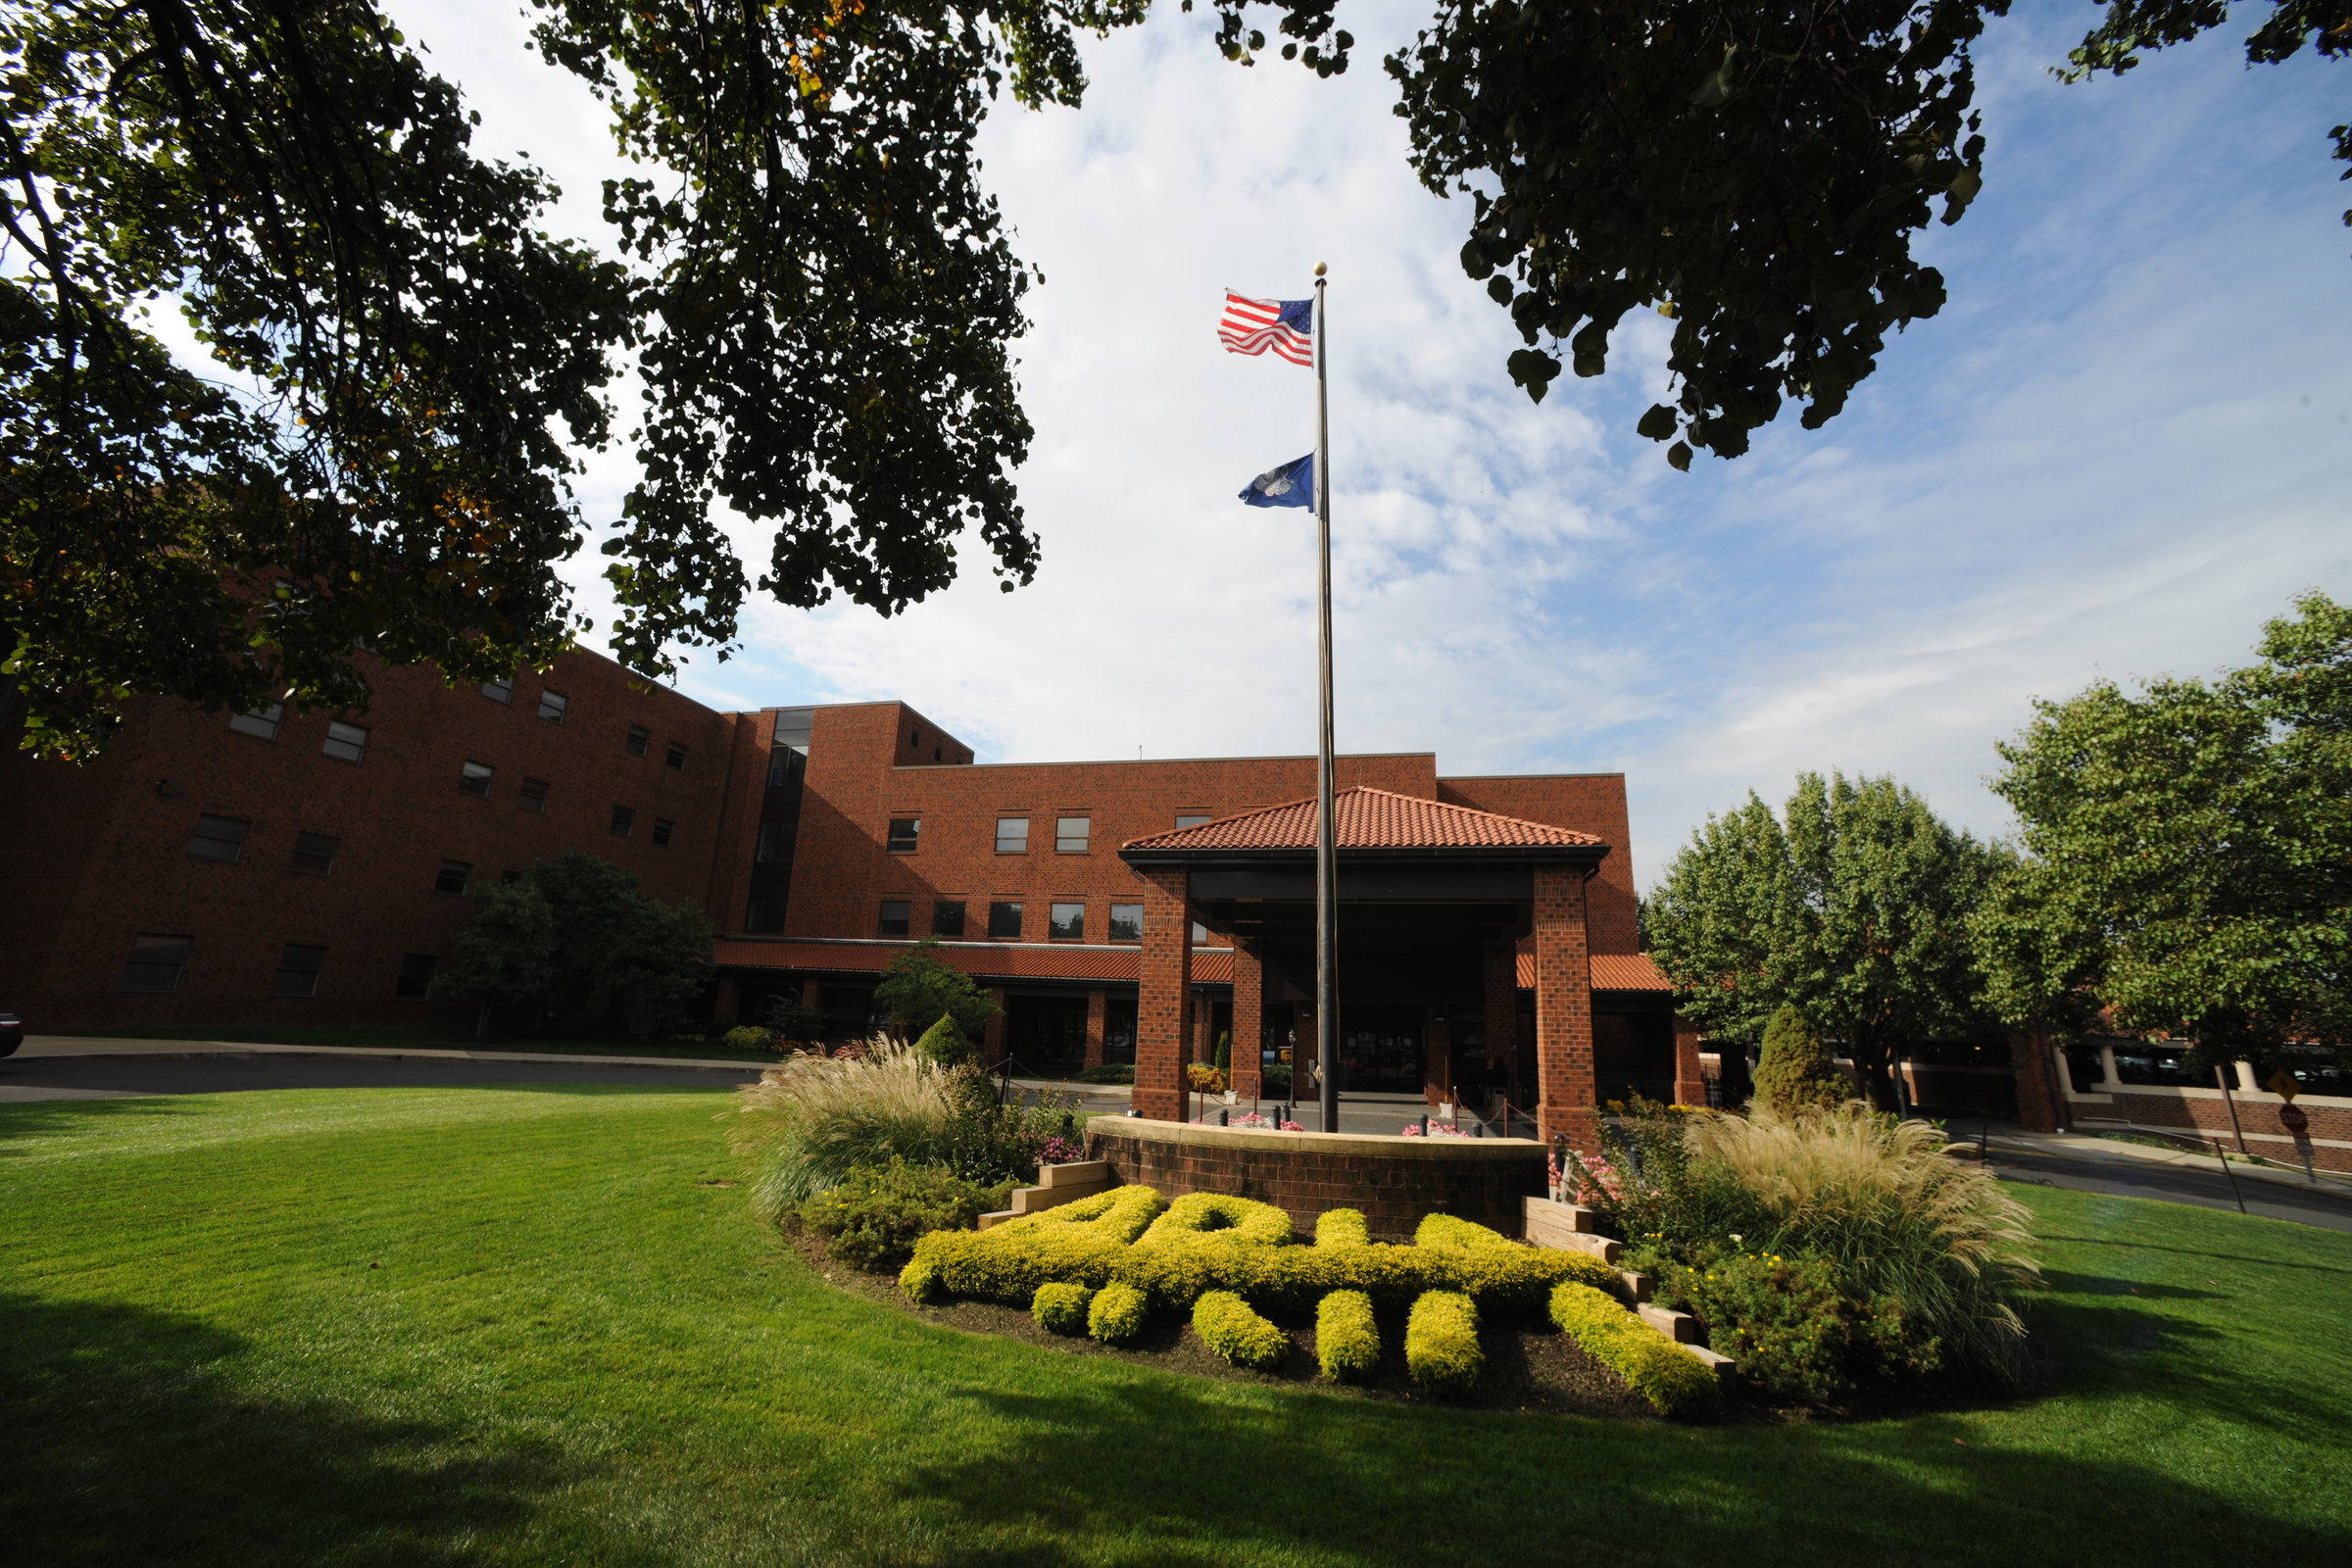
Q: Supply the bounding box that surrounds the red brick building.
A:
[2,647,1690,1143]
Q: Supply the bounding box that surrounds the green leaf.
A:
[1666,441,1692,471]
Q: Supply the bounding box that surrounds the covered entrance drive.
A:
[1119,787,1616,1149]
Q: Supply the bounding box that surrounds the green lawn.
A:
[2,1087,2346,1567]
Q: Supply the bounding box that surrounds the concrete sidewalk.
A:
[1992,1126,2352,1197]
[15,1034,762,1074]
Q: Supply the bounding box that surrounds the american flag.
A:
[1218,291,1314,368]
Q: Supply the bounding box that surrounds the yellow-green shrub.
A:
[1548,1282,1719,1419]
[1193,1290,1286,1369]
[905,1185,1164,1303]
[1031,1281,1094,1335]
[1314,1208,1370,1248]
[1088,1281,1150,1345]
[1140,1192,1295,1247]
[1316,1290,1381,1382]
[1405,1290,1483,1396]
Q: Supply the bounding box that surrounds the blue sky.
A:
[386,3,2352,885]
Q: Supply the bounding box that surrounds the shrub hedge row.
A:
[1088,1281,1150,1345]
[1404,1291,1483,1396]
[1316,1290,1382,1382]
[1031,1281,1093,1336]
[1193,1290,1288,1369]
[1547,1282,1720,1419]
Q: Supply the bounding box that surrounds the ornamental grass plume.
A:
[727,1035,958,1220]
[1682,1101,2041,1385]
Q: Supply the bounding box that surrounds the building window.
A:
[481,677,514,704]
[270,943,327,998]
[518,777,550,814]
[995,816,1029,853]
[321,720,369,764]
[888,817,920,853]
[651,818,674,848]
[1175,813,1212,829]
[459,761,494,798]
[879,900,912,938]
[1192,921,1210,944]
[289,832,339,876]
[757,821,791,862]
[188,813,250,863]
[911,729,922,748]
[121,934,193,993]
[1054,816,1091,853]
[611,805,636,838]
[433,858,471,895]
[665,741,688,771]
[933,746,942,762]
[1107,904,1144,943]
[394,954,437,1001]
[746,899,788,933]
[228,702,284,741]
[1049,903,1085,940]
[538,690,568,724]
[988,901,1023,940]
[932,901,966,938]
[626,724,651,758]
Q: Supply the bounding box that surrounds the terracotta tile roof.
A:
[714,939,1235,986]
[1124,786,1604,854]
[1513,952,1673,993]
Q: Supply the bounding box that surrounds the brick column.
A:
[983,986,1007,1066]
[712,975,740,1028]
[1230,946,1263,1102]
[1672,1012,1705,1106]
[1484,941,1520,1108]
[1423,1005,1451,1106]
[1136,867,1193,1122]
[1084,990,1106,1068]
[1533,864,1596,1151]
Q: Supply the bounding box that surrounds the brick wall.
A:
[2075,1087,2352,1174]
[1087,1118,1546,1241]
[1533,864,1597,1150]
[1438,775,1640,955]
[1231,946,1263,1100]
[1135,867,1192,1122]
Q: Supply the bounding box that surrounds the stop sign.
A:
[2280,1103,2310,1137]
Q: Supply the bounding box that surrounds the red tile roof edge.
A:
[1513,952,1674,993]
[1123,785,1605,854]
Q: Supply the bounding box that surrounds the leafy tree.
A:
[1646,771,2006,1111]
[764,996,828,1047]
[913,1011,980,1071]
[1752,1005,1850,1115]
[439,852,712,1035]
[1976,591,2352,1076]
[873,938,1002,1042]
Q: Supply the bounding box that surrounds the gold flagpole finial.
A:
[1314,262,1327,277]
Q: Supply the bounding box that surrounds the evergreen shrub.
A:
[1031,1281,1094,1336]
[722,1025,777,1054]
[796,1158,1005,1268]
[1404,1291,1483,1396]
[1752,1005,1850,1114]
[1316,1290,1381,1382]
[1547,1282,1720,1418]
[1088,1281,1151,1344]
[1193,1290,1286,1369]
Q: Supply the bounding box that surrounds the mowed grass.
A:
[2,1087,2346,1567]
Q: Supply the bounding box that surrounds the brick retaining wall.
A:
[1085,1116,1546,1241]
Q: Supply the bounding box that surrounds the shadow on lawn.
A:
[0,1095,200,1155]
[0,1292,639,1567]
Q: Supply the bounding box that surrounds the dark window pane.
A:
[773,708,814,748]
[270,943,326,998]
[1054,816,1090,854]
[227,702,284,741]
[1050,903,1085,940]
[665,742,688,771]
[995,816,1029,853]
[518,777,550,814]
[394,954,437,1001]
[459,761,493,798]
[932,901,965,938]
[911,729,922,747]
[289,832,339,876]
[626,724,651,758]
[651,818,674,848]
[121,934,193,993]
[756,821,791,862]
[887,817,920,853]
[933,746,941,761]
[610,805,636,838]
[878,900,911,938]
[189,814,249,862]
[987,902,1023,940]
[433,859,471,895]
[746,899,788,933]
[1175,813,1211,829]
[321,720,369,763]
[1107,904,1143,943]
[481,678,514,704]
[537,690,568,724]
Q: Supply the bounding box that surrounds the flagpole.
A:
[1312,262,1339,1136]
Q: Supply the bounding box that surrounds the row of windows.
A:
[885,812,1213,857]
[122,934,438,1000]
[871,899,1211,945]
[185,814,674,886]
[234,691,693,773]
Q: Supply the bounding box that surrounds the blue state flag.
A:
[1239,454,1314,509]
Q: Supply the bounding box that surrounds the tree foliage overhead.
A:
[1645,770,2007,1110]
[1975,591,2352,1070]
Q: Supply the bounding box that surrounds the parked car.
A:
[0,1011,22,1057]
